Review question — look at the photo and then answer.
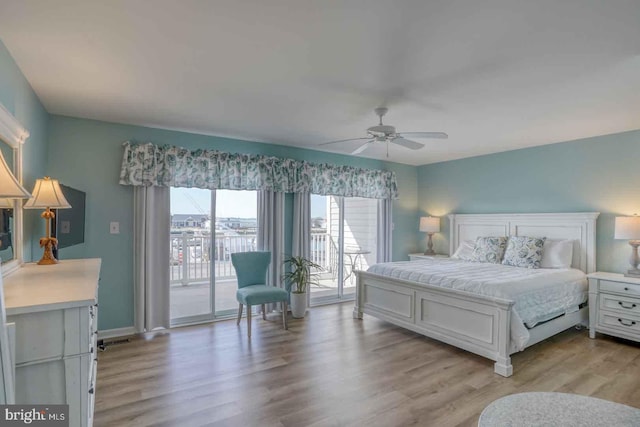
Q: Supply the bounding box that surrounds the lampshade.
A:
[615,216,640,240]
[23,177,71,209]
[0,149,30,199]
[419,216,440,233]
[0,199,14,209]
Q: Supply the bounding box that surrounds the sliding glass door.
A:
[213,190,258,314]
[169,187,212,323]
[169,188,257,325]
[310,194,377,304]
[342,197,378,296]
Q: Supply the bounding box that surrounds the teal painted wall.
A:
[47,115,419,330]
[0,40,49,262]
[417,129,640,274]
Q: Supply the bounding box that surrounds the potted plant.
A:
[282,256,321,318]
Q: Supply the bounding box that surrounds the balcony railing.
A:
[170,232,336,286]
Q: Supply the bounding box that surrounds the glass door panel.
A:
[169,188,257,325]
[213,189,257,314]
[342,197,378,296]
[310,195,378,303]
[310,195,341,300]
[170,187,213,323]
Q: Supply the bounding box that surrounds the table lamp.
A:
[615,215,640,278]
[420,216,440,256]
[24,177,71,265]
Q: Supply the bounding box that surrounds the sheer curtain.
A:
[133,186,171,332]
[292,192,311,261]
[292,192,311,303]
[377,198,393,263]
[257,190,285,311]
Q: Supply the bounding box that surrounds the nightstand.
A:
[408,253,449,261]
[587,272,640,342]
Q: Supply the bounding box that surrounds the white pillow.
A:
[540,239,574,269]
[451,240,475,261]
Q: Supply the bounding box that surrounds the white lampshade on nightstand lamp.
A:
[615,215,640,278]
[420,216,440,256]
[24,177,71,265]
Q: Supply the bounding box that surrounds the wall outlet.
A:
[60,220,71,234]
[110,222,120,234]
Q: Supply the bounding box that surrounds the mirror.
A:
[0,144,15,264]
[0,102,28,275]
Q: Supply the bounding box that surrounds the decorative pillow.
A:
[471,236,508,264]
[540,239,574,269]
[452,240,475,261]
[502,236,547,269]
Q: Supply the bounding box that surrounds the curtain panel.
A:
[119,142,399,199]
[257,190,285,312]
[377,198,393,263]
[133,186,171,332]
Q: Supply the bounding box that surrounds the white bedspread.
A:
[367,258,587,351]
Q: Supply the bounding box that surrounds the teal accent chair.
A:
[231,251,288,337]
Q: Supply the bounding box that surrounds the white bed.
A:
[353,212,600,377]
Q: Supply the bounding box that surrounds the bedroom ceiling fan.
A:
[320,107,448,156]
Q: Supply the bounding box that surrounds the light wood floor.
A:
[94,302,640,427]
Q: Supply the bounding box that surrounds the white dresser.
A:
[587,272,640,343]
[3,259,101,427]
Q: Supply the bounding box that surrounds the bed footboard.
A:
[355,270,515,377]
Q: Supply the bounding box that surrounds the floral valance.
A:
[119,142,399,199]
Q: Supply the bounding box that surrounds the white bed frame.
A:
[354,212,600,377]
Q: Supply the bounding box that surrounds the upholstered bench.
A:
[479,392,640,426]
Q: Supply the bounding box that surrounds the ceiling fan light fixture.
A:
[374,107,389,119]
[319,107,446,156]
[367,125,396,135]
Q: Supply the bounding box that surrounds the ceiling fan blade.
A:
[391,137,425,150]
[351,140,374,155]
[319,137,371,146]
[398,132,448,139]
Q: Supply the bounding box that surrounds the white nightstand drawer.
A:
[600,293,640,316]
[598,311,640,334]
[599,280,640,297]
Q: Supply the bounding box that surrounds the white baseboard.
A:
[98,326,137,340]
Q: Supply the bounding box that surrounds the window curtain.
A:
[257,190,285,312]
[377,198,393,263]
[133,186,171,332]
[120,142,399,200]
[292,192,311,302]
[292,192,311,261]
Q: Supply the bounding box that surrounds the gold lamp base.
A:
[37,236,59,265]
[37,208,59,265]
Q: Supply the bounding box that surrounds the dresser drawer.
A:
[598,311,640,335]
[8,306,93,364]
[599,293,640,316]
[599,280,640,297]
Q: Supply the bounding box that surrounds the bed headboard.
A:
[448,212,600,273]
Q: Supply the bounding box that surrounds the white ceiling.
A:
[1,1,639,166]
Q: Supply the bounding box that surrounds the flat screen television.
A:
[51,184,86,250]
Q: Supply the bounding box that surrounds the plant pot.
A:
[290,291,307,318]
